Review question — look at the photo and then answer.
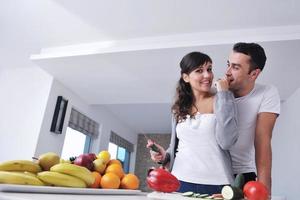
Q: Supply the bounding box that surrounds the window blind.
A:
[68,108,99,138]
[110,131,134,152]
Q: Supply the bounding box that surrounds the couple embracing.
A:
[147,42,280,196]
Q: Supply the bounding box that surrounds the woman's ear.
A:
[182,73,189,83]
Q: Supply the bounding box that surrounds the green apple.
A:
[38,152,60,171]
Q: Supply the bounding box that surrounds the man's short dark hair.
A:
[233,42,267,72]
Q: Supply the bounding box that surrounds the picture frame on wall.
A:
[50,96,68,134]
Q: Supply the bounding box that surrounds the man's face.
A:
[226,51,254,93]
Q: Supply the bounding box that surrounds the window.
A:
[61,127,92,159]
[108,142,118,159]
[108,142,131,173]
[61,108,99,159]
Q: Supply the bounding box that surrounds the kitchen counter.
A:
[0,192,286,200]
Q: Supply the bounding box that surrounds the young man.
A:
[226,42,280,193]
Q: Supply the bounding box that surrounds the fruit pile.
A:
[0,151,140,190]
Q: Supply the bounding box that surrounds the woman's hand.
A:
[146,140,166,163]
[215,77,229,92]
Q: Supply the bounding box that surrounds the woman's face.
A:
[183,62,214,93]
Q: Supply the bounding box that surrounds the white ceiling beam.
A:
[31,25,300,60]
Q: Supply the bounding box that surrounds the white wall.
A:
[0,67,138,172]
[35,78,138,172]
[0,67,52,162]
[34,79,89,157]
[272,88,300,200]
[89,105,138,172]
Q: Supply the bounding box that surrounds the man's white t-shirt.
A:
[230,83,281,174]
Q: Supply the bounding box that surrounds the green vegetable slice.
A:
[182,191,194,197]
[199,194,209,198]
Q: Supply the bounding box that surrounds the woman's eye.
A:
[207,68,212,72]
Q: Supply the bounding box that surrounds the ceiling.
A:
[1,0,300,134]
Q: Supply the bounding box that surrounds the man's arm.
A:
[255,112,278,194]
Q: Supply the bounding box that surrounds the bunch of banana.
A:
[50,163,95,186]
[0,160,42,173]
[0,171,44,186]
[37,171,86,188]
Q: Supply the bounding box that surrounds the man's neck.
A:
[233,83,255,98]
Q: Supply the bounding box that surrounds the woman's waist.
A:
[172,158,232,185]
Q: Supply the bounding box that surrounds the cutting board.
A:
[147,192,285,200]
[147,192,221,200]
[147,192,193,200]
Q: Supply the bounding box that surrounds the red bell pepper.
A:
[146,168,180,193]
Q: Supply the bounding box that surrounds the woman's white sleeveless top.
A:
[171,113,232,185]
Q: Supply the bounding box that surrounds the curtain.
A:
[68,108,99,138]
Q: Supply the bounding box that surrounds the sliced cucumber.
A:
[199,194,209,198]
[221,185,243,200]
[192,193,200,198]
[182,191,194,197]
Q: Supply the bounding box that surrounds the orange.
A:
[105,163,125,179]
[107,159,122,167]
[100,172,120,189]
[120,173,140,190]
[90,171,101,188]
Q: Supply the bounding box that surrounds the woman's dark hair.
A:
[233,42,267,72]
[171,51,212,122]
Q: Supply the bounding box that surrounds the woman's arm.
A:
[215,90,239,150]
[162,115,178,170]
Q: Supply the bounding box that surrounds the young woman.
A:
[147,51,238,194]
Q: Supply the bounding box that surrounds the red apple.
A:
[87,153,97,161]
[73,154,94,171]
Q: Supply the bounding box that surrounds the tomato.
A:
[243,181,269,200]
[146,168,180,193]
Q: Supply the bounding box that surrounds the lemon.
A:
[97,151,111,164]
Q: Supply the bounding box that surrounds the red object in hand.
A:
[146,168,180,193]
[243,181,269,200]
